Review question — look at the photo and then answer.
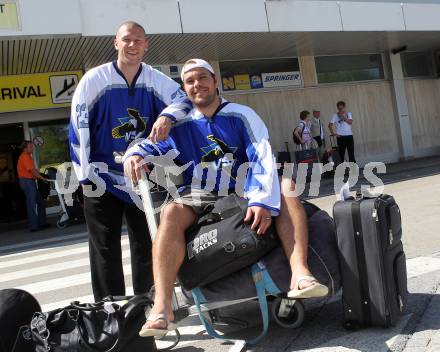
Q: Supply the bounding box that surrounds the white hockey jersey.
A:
[125,99,281,215]
[69,61,190,203]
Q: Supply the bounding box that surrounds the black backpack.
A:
[178,193,279,290]
[0,289,41,352]
[293,122,306,145]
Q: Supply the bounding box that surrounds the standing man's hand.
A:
[244,206,272,235]
[123,155,150,186]
[149,116,172,143]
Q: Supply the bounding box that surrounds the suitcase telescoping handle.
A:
[330,134,338,149]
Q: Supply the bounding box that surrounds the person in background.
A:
[293,110,316,150]
[310,110,324,148]
[328,101,356,163]
[17,140,49,232]
[310,109,326,159]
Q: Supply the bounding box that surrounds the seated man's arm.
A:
[123,138,175,184]
[241,107,281,234]
[150,97,193,143]
[146,69,193,143]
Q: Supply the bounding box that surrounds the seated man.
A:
[123,59,327,337]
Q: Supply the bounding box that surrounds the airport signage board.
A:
[261,71,302,88]
[0,2,20,30]
[0,71,83,113]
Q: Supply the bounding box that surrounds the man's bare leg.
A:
[141,203,196,330]
[275,177,323,291]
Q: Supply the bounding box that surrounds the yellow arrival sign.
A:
[0,71,83,113]
[0,2,20,30]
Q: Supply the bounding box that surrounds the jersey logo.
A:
[112,108,148,142]
[200,135,237,174]
[76,103,89,128]
[171,89,186,100]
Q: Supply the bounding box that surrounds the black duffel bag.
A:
[31,295,156,352]
[0,288,41,352]
[178,193,279,290]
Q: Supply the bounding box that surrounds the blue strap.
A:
[191,262,281,346]
[192,287,228,340]
[257,261,281,296]
[248,263,270,345]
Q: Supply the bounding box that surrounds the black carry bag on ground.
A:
[31,295,156,352]
[0,289,41,352]
[178,193,279,290]
[333,193,408,329]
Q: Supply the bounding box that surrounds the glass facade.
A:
[316,54,384,83]
[401,52,436,78]
[29,119,70,208]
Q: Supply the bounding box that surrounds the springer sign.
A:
[261,71,302,88]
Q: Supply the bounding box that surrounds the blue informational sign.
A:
[250,74,263,89]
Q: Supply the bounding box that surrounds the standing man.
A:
[17,141,49,232]
[69,21,188,301]
[310,109,324,148]
[124,59,328,336]
[328,101,356,163]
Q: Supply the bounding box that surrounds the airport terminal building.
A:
[1,0,440,223]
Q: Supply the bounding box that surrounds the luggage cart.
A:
[44,166,84,229]
[114,154,305,351]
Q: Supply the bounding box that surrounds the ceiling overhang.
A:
[1,31,439,76]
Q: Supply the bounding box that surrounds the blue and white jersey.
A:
[69,61,190,203]
[125,99,281,215]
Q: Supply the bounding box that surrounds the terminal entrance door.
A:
[0,124,26,223]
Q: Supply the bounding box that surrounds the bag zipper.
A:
[374,198,391,323]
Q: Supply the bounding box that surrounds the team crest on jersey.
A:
[112,108,149,142]
[200,134,237,170]
[171,89,186,100]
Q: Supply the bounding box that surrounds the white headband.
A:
[180,59,215,80]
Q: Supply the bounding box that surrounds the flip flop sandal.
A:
[287,275,329,299]
[138,313,177,338]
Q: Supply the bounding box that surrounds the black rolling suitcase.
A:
[333,193,408,329]
[329,134,342,165]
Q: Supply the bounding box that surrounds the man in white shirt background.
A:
[328,101,356,164]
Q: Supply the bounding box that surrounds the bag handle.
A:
[198,212,221,226]
[72,295,153,352]
[73,309,123,352]
[196,194,246,226]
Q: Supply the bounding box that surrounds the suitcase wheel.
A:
[271,297,305,328]
[56,218,67,229]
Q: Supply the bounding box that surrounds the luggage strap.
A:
[191,261,280,346]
